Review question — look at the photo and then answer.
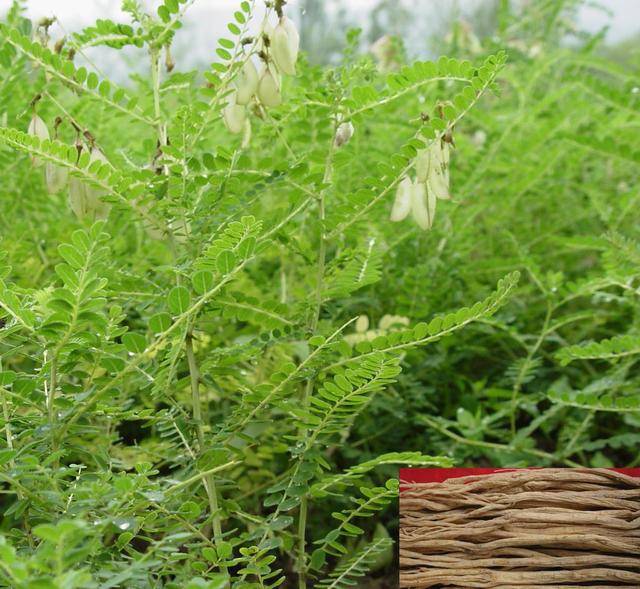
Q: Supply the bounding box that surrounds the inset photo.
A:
[399,467,640,588]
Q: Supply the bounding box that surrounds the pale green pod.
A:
[415,148,431,183]
[257,65,282,108]
[411,180,436,230]
[222,90,247,134]
[241,116,252,149]
[271,16,299,76]
[88,148,111,220]
[355,314,369,333]
[235,59,259,105]
[378,314,410,330]
[27,114,49,166]
[390,176,412,222]
[258,21,275,53]
[68,147,111,221]
[68,175,90,219]
[430,141,450,200]
[45,162,68,194]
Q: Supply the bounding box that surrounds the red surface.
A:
[400,467,640,487]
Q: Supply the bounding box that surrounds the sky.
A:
[1,0,638,81]
[9,0,638,39]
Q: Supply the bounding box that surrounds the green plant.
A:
[0,0,638,587]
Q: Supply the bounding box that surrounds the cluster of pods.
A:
[222,11,300,135]
[390,136,452,231]
[27,114,110,221]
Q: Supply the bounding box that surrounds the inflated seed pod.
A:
[241,117,252,149]
[258,21,275,54]
[410,180,436,230]
[415,147,430,184]
[68,174,90,219]
[88,147,111,219]
[271,16,299,76]
[355,314,369,333]
[68,147,110,221]
[27,114,49,166]
[415,141,450,200]
[235,59,259,105]
[222,90,247,134]
[257,64,282,108]
[45,162,67,194]
[429,141,450,200]
[390,176,412,222]
[334,121,354,147]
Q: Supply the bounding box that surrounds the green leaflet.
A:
[556,334,640,365]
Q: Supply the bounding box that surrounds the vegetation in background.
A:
[0,0,638,587]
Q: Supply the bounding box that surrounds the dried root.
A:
[400,468,640,588]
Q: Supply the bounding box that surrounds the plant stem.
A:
[0,361,13,470]
[47,354,59,460]
[47,354,57,426]
[510,301,552,437]
[185,328,223,547]
[420,414,581,467]
[1,390,14,470]
[165,460,240,495]
[150,47,167,149]
[297,135,336,589]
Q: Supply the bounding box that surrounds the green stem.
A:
[165,460,240,495]
[420,414,581,467]
[48,354,59,461]
[185,328,223,548]
[510,301,552,437]
[1,392,14,470]
[150,47,166,148]
[297,134,336,589]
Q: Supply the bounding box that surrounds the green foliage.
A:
[0,0,638,587]
[316,536,394,588]
[556,334,640,365]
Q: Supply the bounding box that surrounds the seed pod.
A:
[258,21,275,53]
[241,117,252,149]
[334,121,355,148]
[411,180,436,230]
[429,140,450,200]
[416,140,450,200]
[222,90,247,134]
[68,147,111,221]
[88,147,111,220]
[68,175,90,220]
[355,314,369,333]
[390,176,412,222]
[257,64,282,108]
[235,59,259,105]
[271,16,299,76]
[45,162,67,194]
[27,114,49,166]
[472,129,487,148]
[370,35,398,72]
[415,148,430,183]
[378,314,410,331]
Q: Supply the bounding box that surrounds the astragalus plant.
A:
[11,0,638,587]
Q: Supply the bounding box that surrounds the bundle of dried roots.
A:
[400,468,640,588]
